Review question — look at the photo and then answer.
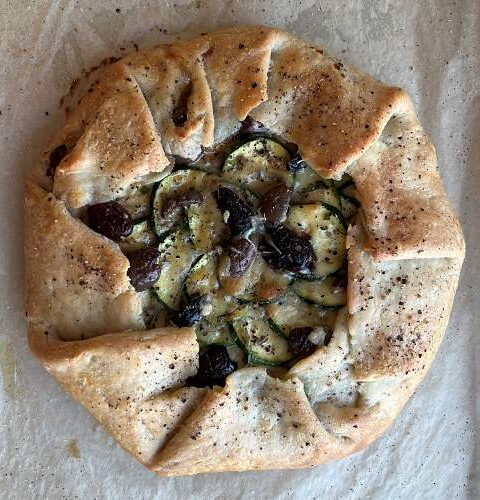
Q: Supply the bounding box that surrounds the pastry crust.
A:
[25,26,464,476]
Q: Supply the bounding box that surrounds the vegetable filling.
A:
[84,118,359,386]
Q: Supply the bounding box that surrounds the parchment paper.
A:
[0,1,478,498]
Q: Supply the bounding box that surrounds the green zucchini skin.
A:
[114,134,358,370]
[285,203,346,278]
[231,305,293,365]
[292,275,347,309]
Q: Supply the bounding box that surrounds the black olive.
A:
[47,144,68,177]
[227,236,257,276]
[262,225,316,273]
[187,345,237,388]
[173,294,204,327]
[238,116,268,136]
[126,247,160,291]
[161,188,204,219]
[286,152,305,173]
[215,187,254,235]
[288,327,316,358]
[259,184,292,225]
[87,201,134,241]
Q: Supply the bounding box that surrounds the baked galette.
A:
[25,26,465,476]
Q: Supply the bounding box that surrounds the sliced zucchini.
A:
[140,291,171,328]
[154,229,201,310]
[293,164,323,192]
[218,254,263,297]
[118,184,154,219]
[266,292,337,334]
[151,169,205,237]
[223,138,293,196]
[205,292,239,319]
[185,252,219,296]
[186,191,224,251]
[119,219,157,253]
[293,276,347,309]
[240,261,292,303]
[195,320,237,346]
[292,181,341,209]
[231,305,293,365]
[286,203,346,277]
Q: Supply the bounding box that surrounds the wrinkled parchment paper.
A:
[0,0,478,498]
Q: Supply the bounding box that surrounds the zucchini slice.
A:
[223,138,293,196]
[231,305,293,365]
[195,320,237,346]
[292,276,347,309]
[266,292,337,335]
[186,252,238,319]
[293,164,323,192]
[151,169,205,237]
[140,291,171,328]
[186,191,224,251]
[292,181,341,209]
[118,184,154,219]
[154,229,201,310]
[119,219,157,253]
[285,203,346,278]
[185,253,219,296]
[218,254,263,297]
[239,261,292,303]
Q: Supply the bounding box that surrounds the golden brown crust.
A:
[152,368,356,476]
[25,181,143,339]
[45,63,169,208]
[347,224,462,380]
[25,26,465,476]
[349,94,465,261]
[29,323,204,465]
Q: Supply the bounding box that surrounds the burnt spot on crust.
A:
[172,82,192,127]
[47,144,68,177]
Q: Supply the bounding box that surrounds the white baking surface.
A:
[0,0,478,498]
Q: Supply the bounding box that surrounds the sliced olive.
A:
[288,327,316,358]
[262,225,316,273]
[215,187,254,235]
[259,184,292,225]
[126,247,160,291]
[47,144,68,177]
[87,201,134,241]
[239,116,268,136]
[227,236,257,277]
[187,345,237,387]
[161,187,204,219]
[173,294,204,327]
[286,152,305,173]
